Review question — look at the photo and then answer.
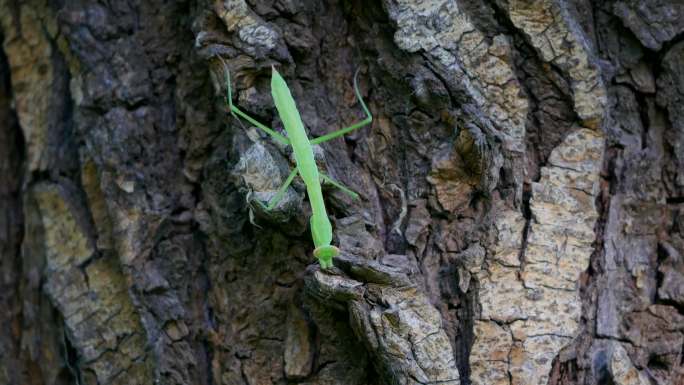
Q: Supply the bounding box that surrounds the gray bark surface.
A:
[0,1,683,384]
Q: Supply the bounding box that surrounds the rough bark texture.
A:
[1,1,683,385]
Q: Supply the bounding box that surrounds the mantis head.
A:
[313,245,339,269]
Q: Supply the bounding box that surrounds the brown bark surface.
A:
[1,1,683,384]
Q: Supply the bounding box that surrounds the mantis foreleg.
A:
[230,105,290,146]
[320,172,359,200]
[221,58,290,146]
[310,69,373,145]
[265,167,299,210]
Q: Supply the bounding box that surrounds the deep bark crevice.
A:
[0,27,28,385]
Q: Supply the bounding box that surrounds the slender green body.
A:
[223,61,372,268]
[270,69,334,255]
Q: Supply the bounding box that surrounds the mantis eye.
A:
[313,245,339,259]
[313,245,339,269]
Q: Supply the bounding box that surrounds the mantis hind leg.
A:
[219,57,290,146]
[310,68,373,145]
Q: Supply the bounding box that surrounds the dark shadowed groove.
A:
[484,0,580,170]
[454,279,476,385]
[0,28,28,385]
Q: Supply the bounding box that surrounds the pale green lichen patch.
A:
[471,128,604,385]
[507,0,607,129]
[385,0,529,154]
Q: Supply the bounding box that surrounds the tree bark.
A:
[1,1,683,384]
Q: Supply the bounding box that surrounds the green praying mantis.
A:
[221,60,372,269]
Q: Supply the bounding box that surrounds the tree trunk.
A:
[1,1,683,384]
